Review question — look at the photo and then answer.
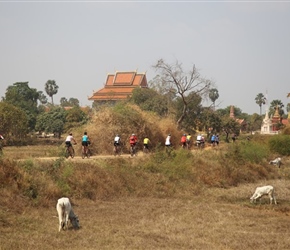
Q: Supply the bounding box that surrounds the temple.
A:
[88,71,148,103]
[261,104,289,134]
[229,105,247,131]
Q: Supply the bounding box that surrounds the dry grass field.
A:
[1,143,290,250]
[2,181,290,250]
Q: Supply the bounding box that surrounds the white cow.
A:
[269,157,282,168]
[250,185,277,205]
[56,197,80,231]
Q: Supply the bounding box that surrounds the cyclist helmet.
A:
[132,134,135,136]
[69,132,72,135]
[84,132,87,135]
[183,134,186,136]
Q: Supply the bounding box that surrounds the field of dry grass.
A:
[2,179,290,250]
[1,140,290,250]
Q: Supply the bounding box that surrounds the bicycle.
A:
[181,142,187,149]
[82,145,91,159]
[130,143,137,157]
[113,143,122,156]
[143,144,149,154]
[65,144,75,158]
[196,140,204,149]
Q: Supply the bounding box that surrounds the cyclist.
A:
[114,134,121,153]
[186,133,192,149]
[211,134,216,147]
[129,134,138,156]
[215,134,220,146]
[0,134,4,153]
[165,134,171,147]
[81,132,90,155]
[143,136,150,152]
[180,134,187,148]
[65,132,77,149]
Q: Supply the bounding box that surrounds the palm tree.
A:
[255,93,266,115]
[45,80,59,105]
[209,88,219,111]
[270,99,284,117]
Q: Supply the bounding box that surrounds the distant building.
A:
[261,104,288,134]
[230,105,247,131]
[88,71,148,103]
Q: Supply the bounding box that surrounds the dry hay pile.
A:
[75,104,181,154]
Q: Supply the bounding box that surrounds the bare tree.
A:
[153,59,212,127]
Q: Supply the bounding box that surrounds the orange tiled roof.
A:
[88,71,148,101]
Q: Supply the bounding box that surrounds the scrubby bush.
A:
[269,135,290,156]
[225,141,270,164]
[282,124,290,135]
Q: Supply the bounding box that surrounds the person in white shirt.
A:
[114,134,121,146]
[65,133,76,148]
[165,134,171,147]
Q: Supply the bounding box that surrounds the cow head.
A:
[69,210,80,229]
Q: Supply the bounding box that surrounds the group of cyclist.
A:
[64,130,212,158]
[180,133,193,149]
[65,132,91,158]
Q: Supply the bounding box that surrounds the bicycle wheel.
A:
[130,146,134,157]
[65,147,70,158]
[69,147,75,158]
[82,147,85,159]
[87,148,91,158]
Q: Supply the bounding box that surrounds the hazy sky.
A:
[1,0,289,114]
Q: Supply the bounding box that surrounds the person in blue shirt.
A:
[82,132,90,154]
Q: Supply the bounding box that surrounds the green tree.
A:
[216,106,243,118]
[45,80,59,105]
[198,107,222,134]
[64,106,87,131]
[60,97,80,107]
[255,93,266,115]
[68,98,80,107]
[270,99,284,117]
[35,107,66,138]
[3,82,41,130]
[248,113,263,133]
[130,88,168,116]
[222,117,241,142]
[174,91,203,132]
[0,102,28,140]
[209,88,219,111]
[38,91,48,104]
[153,59,211,127]
[60,97,69,107]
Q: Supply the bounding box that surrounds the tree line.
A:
[1,59,289,144]
[0,81,88,144]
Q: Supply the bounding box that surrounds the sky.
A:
[0,0,290,115]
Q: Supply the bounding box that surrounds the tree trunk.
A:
[176,102,187,128]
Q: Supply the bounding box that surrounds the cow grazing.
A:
[56,197,80,232]
[269,157,282,168]
[250,185,277,205]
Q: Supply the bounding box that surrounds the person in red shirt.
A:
[129,134,138,146]
[129,134,138,156]
[180,134,187,148]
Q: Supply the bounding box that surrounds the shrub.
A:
[269,135,290,156]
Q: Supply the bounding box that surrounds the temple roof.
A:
[88,71,148,101]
